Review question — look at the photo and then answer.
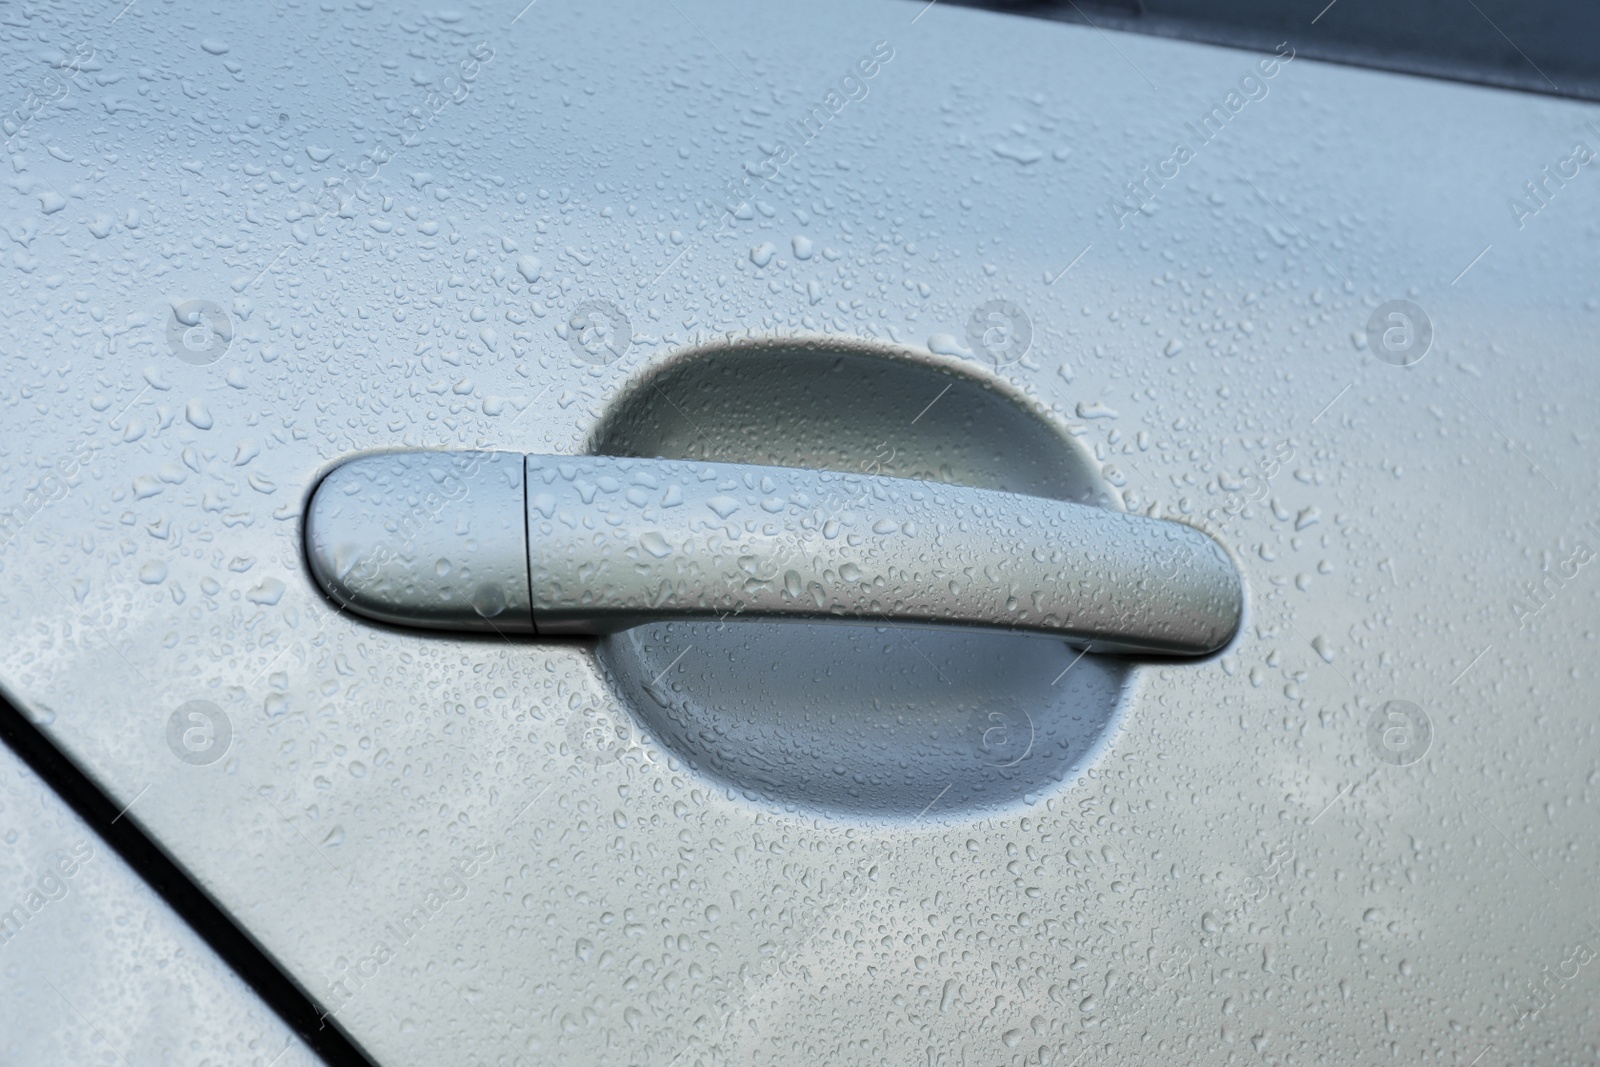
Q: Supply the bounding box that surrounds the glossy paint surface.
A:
[2,1,1599,1063]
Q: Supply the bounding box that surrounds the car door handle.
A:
[304,451,1243,655]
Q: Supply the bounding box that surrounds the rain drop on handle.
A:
[304,451,1243,656]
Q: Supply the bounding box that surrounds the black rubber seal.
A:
[0,692,377,1067]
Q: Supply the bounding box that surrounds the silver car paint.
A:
[1,0,1598,1064]
[0,743,321,1066]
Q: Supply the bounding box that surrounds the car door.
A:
[3,1,1599,1064]
[0,739,323,1065]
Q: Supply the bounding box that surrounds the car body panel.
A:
[2,0,1599,1063]
[0,742,321,1066]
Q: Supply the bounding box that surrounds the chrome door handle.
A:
[305,451,1243,656]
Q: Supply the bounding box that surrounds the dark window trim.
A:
[0,693,377,1067]
[932,0,1600,103]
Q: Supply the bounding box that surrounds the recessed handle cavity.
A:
[305,452,1243,655]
